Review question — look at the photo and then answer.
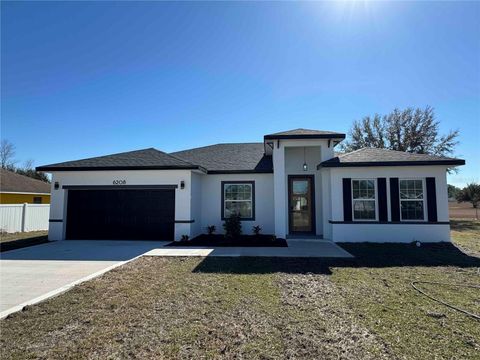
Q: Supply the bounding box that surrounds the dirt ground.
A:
[449,201,478,219]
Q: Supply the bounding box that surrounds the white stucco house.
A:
[37,129,465,243]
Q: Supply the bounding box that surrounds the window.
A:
[400,179,425,221]
[352,179,376,220]
[33,197,42,204]
[222,182,255,220]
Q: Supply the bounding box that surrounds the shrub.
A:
[223,213,242,239]
[206,225,216,235]
[180,234,189,242]
[252,225,262,236]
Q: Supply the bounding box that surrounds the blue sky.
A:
[1,1,479,186]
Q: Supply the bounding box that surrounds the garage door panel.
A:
[66,189,175,240]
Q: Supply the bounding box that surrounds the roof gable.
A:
[0,169,51,194]
[264,128,345,140]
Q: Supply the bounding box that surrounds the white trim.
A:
[351,178,378,221]
[1,191,50,195]
[399,178,427,222]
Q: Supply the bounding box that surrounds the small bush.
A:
[223,213,242,239]
[206,225,216,235]
[180,234,189,242]
[252,225,262,236]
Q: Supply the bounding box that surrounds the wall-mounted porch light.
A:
[303,147,308,171]
[180,180,185,189]
[54,181,59,190]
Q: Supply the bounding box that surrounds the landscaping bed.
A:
[166,233,288,247]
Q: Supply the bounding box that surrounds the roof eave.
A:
[36,165,207,172]
[317,159,466,169]
[207,169,273,174]
[264,134,346,140]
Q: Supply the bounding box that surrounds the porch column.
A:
[273,143,287,238]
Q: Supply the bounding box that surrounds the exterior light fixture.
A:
[54,181,59,190]
[303,147,308,171]
[180,180,185,189]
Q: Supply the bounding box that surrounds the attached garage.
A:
[65,187,175,240]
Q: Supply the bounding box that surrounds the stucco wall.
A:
[49,170,193,241]
[199,173,275,236]
[327,166,450,243]
[190,172,203,238]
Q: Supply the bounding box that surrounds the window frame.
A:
[33,196,42,204]
[399,178,427,222]
[221,181,255,221]
[351,179,378,221]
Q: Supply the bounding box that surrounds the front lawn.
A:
[1,223,479,359]
[0,231,48,252]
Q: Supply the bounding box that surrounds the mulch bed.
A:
[166,234,288,247]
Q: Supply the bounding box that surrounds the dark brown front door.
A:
[288,176,315,234]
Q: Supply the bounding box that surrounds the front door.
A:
[288,176,315,234]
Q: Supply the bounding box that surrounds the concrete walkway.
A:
[145,239,353,258]
[0,240,169,318]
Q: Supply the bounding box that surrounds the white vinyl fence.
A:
[0,204,50,233]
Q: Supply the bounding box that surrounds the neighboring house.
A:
[0,169,51,204]
[37,128,464,243]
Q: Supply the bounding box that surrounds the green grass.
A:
[1,223,479,359]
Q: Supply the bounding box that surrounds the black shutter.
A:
[426,177,438,222]
[378,178,388,222]
[390,178,400,221]
[343,178,352,221]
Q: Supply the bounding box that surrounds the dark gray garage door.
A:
[66,189,175,240]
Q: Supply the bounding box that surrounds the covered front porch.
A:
[266,134,341,240]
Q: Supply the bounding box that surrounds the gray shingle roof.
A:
[319,148,465,168]
[171,143,273,173]
[264,128,345,139]
[0,169,51,194]
[36,148,204,172]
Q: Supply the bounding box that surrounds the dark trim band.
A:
[174,219,195,223]
[329,220,450,225]
[62,185,178,190]
[49,219,63,222]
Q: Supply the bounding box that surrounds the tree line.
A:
[0,139,50,183]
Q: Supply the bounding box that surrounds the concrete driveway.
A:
[0,240,168,317]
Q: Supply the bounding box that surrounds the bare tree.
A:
[0,139,17,169]
[342,106,459,157]
[22,158,35,170]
